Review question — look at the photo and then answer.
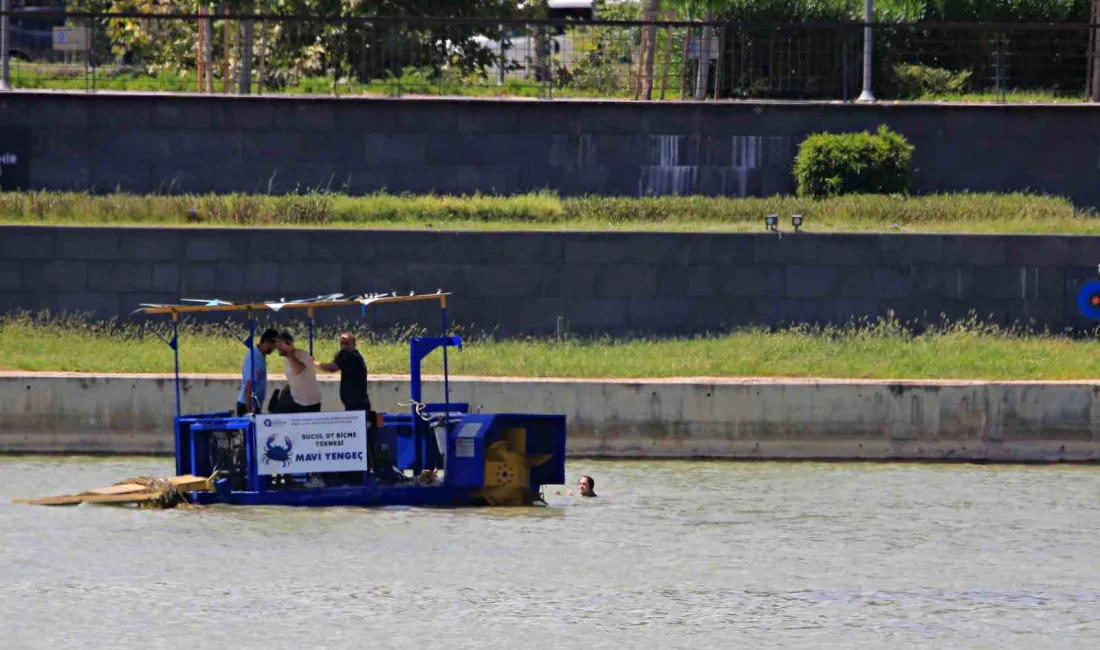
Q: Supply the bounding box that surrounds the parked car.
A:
[8,4,66,62]
[469,0,599,82]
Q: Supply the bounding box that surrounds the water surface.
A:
[2,457,1098,649]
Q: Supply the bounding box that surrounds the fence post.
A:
[0,0,11,91]
[239,1,254,94]
[203,9,214,93]
[197,7,206,92]
[1090,1,1100,102]
[659,24,671,100]
[693,12,713,101]
[1090,19,1096,101]
[82,15,90,92]
[222,5,231,93]
[679,27,688,99]
[257,20,266,94]
[391,24,400,97]
[842,25,850,101]
[994,32,1005,103]
[856,0,874,102]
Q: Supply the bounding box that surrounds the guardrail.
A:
[1,9,1098,102]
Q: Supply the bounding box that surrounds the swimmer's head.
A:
[578,475,596,497]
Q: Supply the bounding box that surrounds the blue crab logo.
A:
[263,434,293,467]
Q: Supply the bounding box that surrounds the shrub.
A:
[890,63,972,98]
[793,125,915,199]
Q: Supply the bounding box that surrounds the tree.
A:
[638,0,660,99]
[70,0,527,89]
[665,0,723,100]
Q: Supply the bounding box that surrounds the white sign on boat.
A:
[255,411,368,476]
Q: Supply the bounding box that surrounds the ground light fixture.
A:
[792,214,803,233]
[765,213,778,232]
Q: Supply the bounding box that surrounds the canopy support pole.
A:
[409,332,462,474]
[171,312,181,419]
[441,296,451,422]
[245,307,256,412]
[308,306,315,357]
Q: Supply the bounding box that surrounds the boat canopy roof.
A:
[132,291,449,316]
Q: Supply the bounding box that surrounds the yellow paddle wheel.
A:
[481,428,555,506]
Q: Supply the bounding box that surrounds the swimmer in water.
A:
[555,475,598,498]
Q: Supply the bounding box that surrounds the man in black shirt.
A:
[315,332,371,412]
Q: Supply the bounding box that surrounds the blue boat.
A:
[110,291,566,509]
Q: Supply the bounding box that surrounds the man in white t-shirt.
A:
[272,331,323,413]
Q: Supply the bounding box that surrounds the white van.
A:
[473,0,599,82]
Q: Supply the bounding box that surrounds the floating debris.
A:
[14,475,214,509]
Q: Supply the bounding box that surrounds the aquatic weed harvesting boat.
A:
[17,291,567,509]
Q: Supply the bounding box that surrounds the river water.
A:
[2,456,1098,649]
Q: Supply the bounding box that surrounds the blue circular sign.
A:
[1077,281,1100,320]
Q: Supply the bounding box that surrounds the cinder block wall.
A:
[2,92,1100,205]
[3,226,1099,335]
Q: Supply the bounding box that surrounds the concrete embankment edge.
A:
[2,373,1099,462]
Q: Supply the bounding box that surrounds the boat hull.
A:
[188,484,495,508]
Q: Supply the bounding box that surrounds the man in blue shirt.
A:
[236,328,278,416]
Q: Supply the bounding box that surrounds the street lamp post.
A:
[857,0,875,102]
[1,0,12,91]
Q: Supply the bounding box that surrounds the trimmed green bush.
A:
[793,125,915,199]
[890,63,973,98]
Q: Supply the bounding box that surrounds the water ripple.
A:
[1,457,1098,649]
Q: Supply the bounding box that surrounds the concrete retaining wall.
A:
[3,92,1100,206]
[4,225,1100,335]
[2,373,1098,462]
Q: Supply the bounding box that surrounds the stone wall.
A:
[2,372,1097,462]
[1,91,1100,205]
[2,226,1100,335]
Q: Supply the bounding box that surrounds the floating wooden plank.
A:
[86,484,148,496]
[14,492,164,506]
[13,474,214,508]
[167,475,214,492]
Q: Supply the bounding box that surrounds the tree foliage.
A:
[673,0,1090,22]
[74,0,529,84]
[62,0,1099,97]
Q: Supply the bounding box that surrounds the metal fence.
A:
[1,9,1099,102]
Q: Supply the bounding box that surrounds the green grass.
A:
[10,61,1086,104]
[908,90,1087,104]
[3,313,1100,380]
[2,190,1098,234]
[8,62,639,100]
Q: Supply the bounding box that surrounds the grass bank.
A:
[10,63,1085,104]
[8,63,624,100]
[1,191,1097,234]
[3,314,1099,380]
